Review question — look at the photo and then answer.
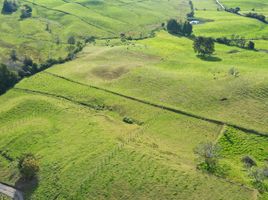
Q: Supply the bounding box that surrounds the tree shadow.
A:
[197,55,222,62]
[15,177,39,199]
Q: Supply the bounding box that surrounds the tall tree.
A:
[10,49,17,61]
[247,41,255,50]
[0,64,18,94]
[193,36,215,56]
[167,19,180,34]
[1,0,18,14]
[67,36,76,45]
[182,21,193,36]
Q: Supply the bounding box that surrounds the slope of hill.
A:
[0,0,268,199]
[0,0,189,65]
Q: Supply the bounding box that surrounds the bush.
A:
[10,49,17,61]
[18,154,39,180]
[194,142,221,173]
[123,117,134,124]
[225,7,240,14]
[242,155,257,168]
[228,67,239,77]
[250,168,268,193]
[20,5,32,19]
[247,41,255,50]
[68,36,76,45]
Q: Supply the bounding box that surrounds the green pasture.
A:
[0,0,267,199]
[0,71,255,199]
[47,31,268,133]
[0,0,189,65]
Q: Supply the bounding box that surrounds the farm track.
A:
[22,0,115,35]
[14,71,268,137]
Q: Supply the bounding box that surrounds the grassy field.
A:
[47,31,268,133]
[0,30,267,199]
[0,72,256,199]
[0,0,268,199]
[221,0,268,17]
[0,0,189,65]
[192,0,268,50]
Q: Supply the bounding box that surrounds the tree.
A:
[0,64,18,94]
[167,19,180,34]
[193,36,215,56]
[23,56,33,66]
[18,154,39,180]
[1,0,18,14]
[20,4,32,19]
[182,21,193,36]
[247,41,255,50]
[194,142,221,172]
[67,36,76,45]
[10,49,17,61]
[241,155,257,168]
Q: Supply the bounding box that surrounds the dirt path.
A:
[0,183,23,200]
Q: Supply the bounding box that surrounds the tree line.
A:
[167,19,193,36]
[245,12,266,23]
[0,36,93,95]
[216,35,255,50]
[225,6,267,23]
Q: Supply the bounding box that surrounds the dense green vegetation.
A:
[0,0,267,199]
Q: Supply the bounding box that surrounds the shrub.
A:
[84,36,95,43]
[228,67,239,77]
[194,142,221,173]
[68,36,76,45]
[123,117,134,124]
[247,41,255,50]
[250,168,267,193]
[242,155,257,168]
[18,154,40,180]
[20,5,32,19]
[10,49,17,61]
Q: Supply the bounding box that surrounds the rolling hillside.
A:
[0,0,189,65]
[0,0,268,199]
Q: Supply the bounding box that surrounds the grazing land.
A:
[0,0,189,66]
[0,0,268,199]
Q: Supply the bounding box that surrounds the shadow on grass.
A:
[15,177,39,199]
[197,55,222,62]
